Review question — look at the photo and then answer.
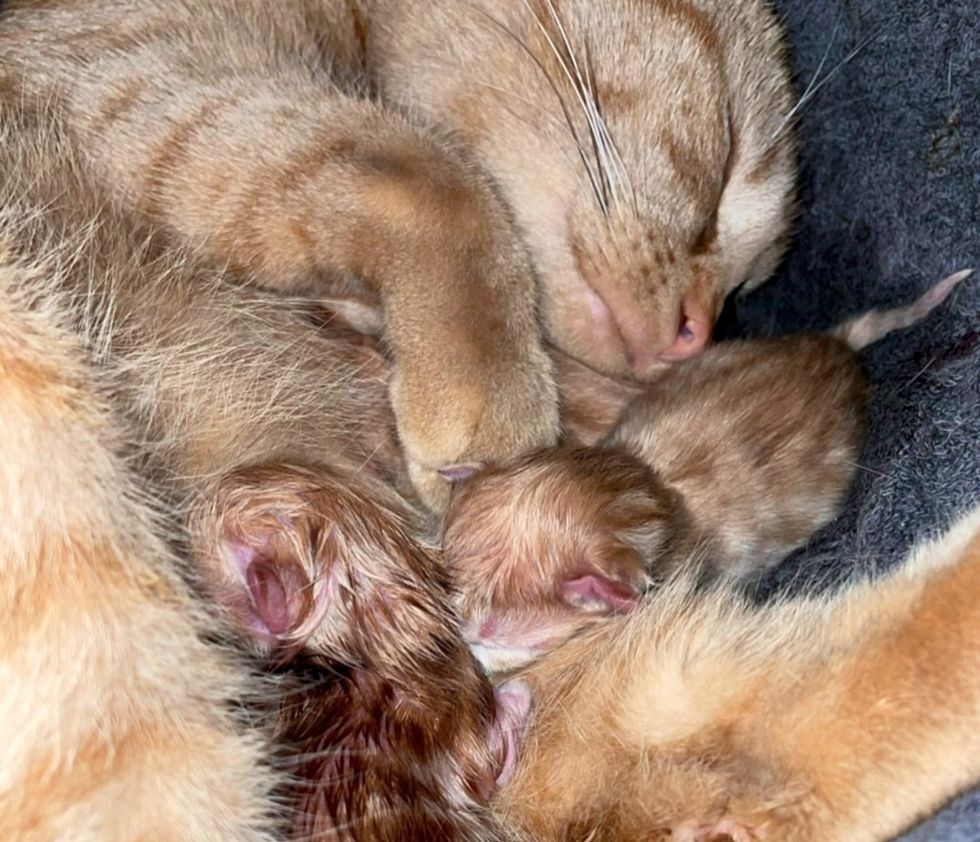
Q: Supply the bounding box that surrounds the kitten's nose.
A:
[656,296,712,362]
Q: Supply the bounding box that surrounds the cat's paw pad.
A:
[390,354,559,513]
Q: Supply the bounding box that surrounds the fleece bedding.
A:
[729,1,979,838]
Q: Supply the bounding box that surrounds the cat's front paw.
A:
[391,348,560,512]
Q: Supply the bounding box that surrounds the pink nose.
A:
[657,298,712,362]
[596,289,713,377]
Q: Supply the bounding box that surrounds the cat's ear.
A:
[218,539,316,644]
[192,467,342,657]
[559,547,647,614]
[560,572,640,614]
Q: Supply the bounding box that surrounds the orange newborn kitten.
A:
[445,273,970,673]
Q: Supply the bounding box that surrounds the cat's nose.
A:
[656,296,712,362]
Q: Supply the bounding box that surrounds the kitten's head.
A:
[443,447,684,673]
[190,463,532,812]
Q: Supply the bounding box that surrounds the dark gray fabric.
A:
[727,1,979,838]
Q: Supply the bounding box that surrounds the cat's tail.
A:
[831,268,973,350]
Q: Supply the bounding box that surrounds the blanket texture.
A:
[730,1,979,838]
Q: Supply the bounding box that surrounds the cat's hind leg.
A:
[0,248,278,842]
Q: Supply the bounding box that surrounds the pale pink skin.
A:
[463,573,642,674]
[490,680,533,789]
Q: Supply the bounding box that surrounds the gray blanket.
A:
[731,0,979,837]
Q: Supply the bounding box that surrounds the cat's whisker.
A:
[771,19,885,143]
[474,8,608,214]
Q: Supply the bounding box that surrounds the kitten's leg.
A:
[0,2,560,510]
[0,253,276,841]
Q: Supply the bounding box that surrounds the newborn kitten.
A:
[194,464,531,841]
[445,272,971,673]
[495,505,980,841]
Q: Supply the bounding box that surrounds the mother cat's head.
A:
[375,0,797,380]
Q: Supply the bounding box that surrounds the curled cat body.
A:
[0,75,528,841]
[369,0,798,375]
[0,0,561,511]
[444,271,970,673]
[1,0,802,506]
[495,504,980,841]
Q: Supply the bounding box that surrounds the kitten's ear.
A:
[192,467,342,656]
[560,573,640,614]
[220,540,314,642]
[672,817,755,842]
[560,546,646,614]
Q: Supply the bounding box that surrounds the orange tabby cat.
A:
[0,243,280,840]
[0,0,559,511]
[0,0,800,510]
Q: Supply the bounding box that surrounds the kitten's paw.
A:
[391,352,560,513]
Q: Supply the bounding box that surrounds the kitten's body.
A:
[444,335,866,673]
[497,504,980,841]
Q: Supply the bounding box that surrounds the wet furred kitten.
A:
[195,465,532,842]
